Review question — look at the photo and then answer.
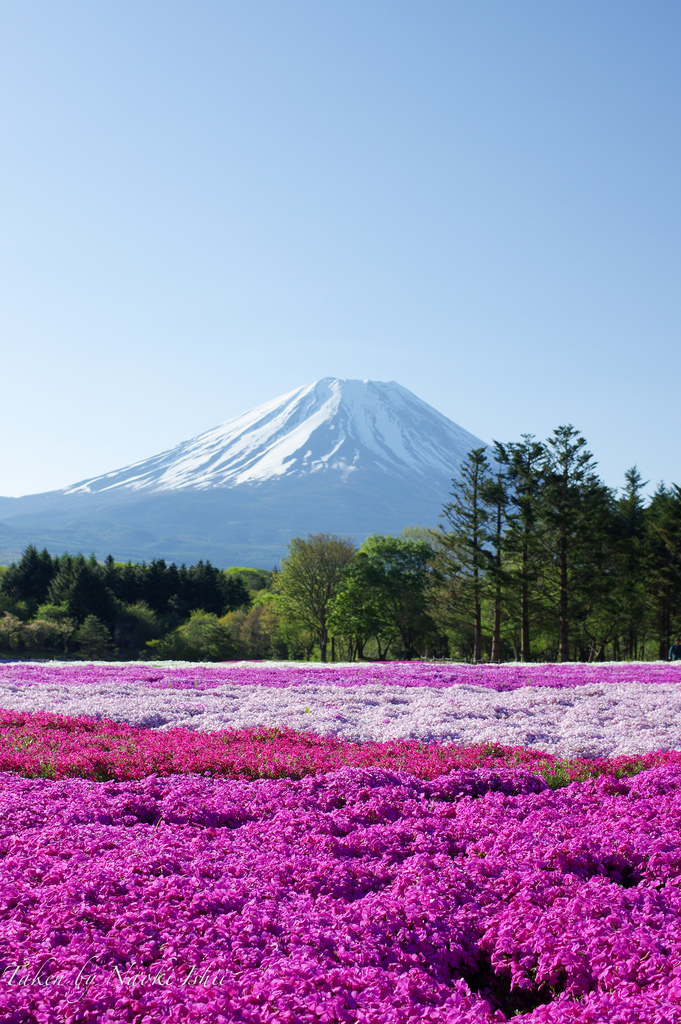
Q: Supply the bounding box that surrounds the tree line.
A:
[435,427,681,662]
[0,551,254,660]
[1,423,680,662]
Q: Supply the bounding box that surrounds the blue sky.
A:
[1,1,679,497]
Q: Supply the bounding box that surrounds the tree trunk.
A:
[520,532,531,661]
[659,594,670,660]
[474,594,482,663]
[558,534,569,662]
[491,596,501,662]
[491,494,503,663]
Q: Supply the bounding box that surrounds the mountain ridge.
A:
[61,378,483,496]
[0,378,486,567]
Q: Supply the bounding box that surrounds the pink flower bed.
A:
[1,766,681,1022]
[0,708,676,787]
[2,659,681,691]
[2,661,681,1021]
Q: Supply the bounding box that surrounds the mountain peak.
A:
[64,378,485,497]
[0,378,488,566]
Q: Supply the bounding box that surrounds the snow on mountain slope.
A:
[65,378,486,495]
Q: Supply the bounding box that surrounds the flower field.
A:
[1,661,681,1022]
[2,659,681,756]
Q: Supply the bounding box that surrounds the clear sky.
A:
[1,1,679,498]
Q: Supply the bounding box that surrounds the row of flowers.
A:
[2,659,681,691]
[0,661,680,757]
[1,708,676,786]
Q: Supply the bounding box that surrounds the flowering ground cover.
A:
[2,766,681,1022]
[1,660,680,756]
[1,708,677,787]
[3,659,681,691]
[2,661,681,1022]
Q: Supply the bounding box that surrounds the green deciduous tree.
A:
[0,613,23,651]
[277,533,356,662]
[21,618,63,654]
[113,602,163,659]
[332,535,438,660]
[220,592,286,660]
[147,610,239,662]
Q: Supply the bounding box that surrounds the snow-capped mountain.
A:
[0,379,486,567]
[64,378,483,495]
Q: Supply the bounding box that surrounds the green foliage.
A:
[48,554,117,625]
[0,545,55,607]
[537,758,650,791]
[220,593,287,660]
[277,533,356,662]
[331,535,439,659]
[0,613,23,651]
[36,602,71,622]
[113,602,163,659]
[538,426,613,661]
[0,609,76,656]
[644,483,681,658]
[493,436,547,661]
[221,572,251,611]
[3,426,681,665]
[436,447,493,662]
[147,610,239,662]
[12,601,34,622]
[434,429,681,663]
[22,618,63,653]
[225,568,273,594]
[0,547,257,661]
[76,615,113,660]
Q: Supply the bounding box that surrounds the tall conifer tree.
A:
[495,436,546,661]
[439,447,492,663]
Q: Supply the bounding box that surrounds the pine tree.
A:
[644,484,681,659]
[76,615,112,660]
[481,457,510,663]
[0,545,56,607]
[539,427,612,662]
[615,467,649,659]
[48,554,116,624]
[495,437,546,661]
[439,448,492,663]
